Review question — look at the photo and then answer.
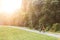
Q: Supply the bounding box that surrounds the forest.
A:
[0,0,60,33]
[22,0,60,32]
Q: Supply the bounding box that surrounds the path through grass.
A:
[0,26,59,40]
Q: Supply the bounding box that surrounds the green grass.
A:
[0,26,58,40]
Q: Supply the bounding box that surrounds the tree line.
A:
[22,0,60,32]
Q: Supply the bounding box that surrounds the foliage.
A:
[50,23,60,32]
[23,0,60,32]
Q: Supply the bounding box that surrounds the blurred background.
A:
[0,0,60,32]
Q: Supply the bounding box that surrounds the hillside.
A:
[0,26,58,40]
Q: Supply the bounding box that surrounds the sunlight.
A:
[0,0,22,14]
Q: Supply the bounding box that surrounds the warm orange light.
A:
[0,0,22,14]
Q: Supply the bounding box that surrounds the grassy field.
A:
[0,26,59,40]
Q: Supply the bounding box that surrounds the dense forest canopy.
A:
[23,0,60,32]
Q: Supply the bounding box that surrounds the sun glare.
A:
[0,0,22,14]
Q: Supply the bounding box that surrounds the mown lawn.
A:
[0,26,59,40]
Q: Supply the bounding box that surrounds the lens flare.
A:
[0,0,22,14]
